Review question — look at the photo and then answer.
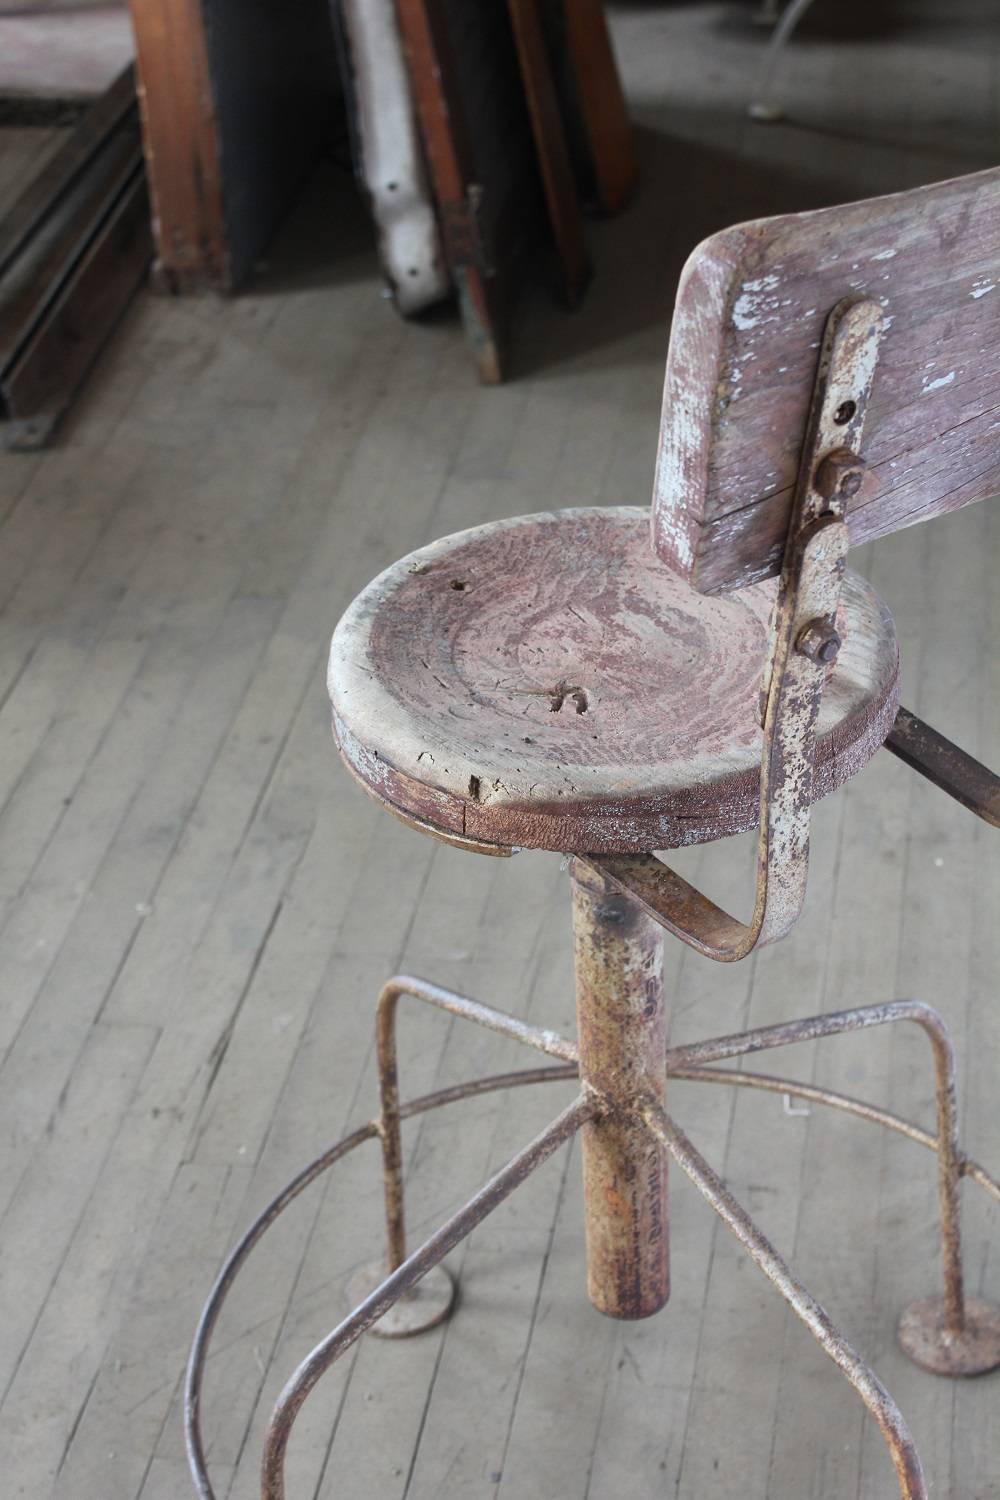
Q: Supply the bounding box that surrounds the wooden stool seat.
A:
[328,506,899,853]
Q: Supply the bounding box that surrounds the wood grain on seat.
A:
[328,508,899,853]
[652,168,1000,594]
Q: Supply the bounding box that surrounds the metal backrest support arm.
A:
[885,707,1000,828]
[584,299,885,962]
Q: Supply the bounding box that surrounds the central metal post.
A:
[571,859,669,1319]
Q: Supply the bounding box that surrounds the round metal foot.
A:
[345,1262,456,1339]
[898,1295,1000,1377]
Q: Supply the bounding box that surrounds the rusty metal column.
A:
[570,859,669,1319]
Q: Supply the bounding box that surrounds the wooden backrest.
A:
[652,167,1000,594]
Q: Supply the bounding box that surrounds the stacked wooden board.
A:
[381,0,638,380]
[0,65,150,449]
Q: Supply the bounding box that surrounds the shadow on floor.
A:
[246,2,997,383]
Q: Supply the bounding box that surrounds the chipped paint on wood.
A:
[651,167,1000,593]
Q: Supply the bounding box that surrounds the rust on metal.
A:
[666,1001,970,1345]
[260,1093,593,1500]
[344,1261,455,1339]
[813,446,867,504]
[185,940,1000,1500]
[184,977,1000,1500]
[374,975,577,1281]
[639,1098,929,1500]
[439,184,492,275]
[885,705,1000,827]
[795,617,842,664]
[667,1064,1000,1203]
[184,1060,579,1500]
[571,860,670,1320]
[898,1296,1000,1379]
[587,299,885,962]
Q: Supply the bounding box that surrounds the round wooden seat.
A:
[328,507,899,854]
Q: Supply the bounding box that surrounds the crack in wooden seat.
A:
[328,505,899,853]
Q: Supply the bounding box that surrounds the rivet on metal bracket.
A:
[814,447,866,505]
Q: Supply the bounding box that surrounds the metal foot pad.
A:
[345,1262,457,1339]
[898,1296,1000,1377]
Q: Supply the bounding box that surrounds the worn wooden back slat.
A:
[652,167,1000,594]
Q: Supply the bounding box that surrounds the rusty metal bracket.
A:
[584,296,885,961]
[439,182,493,275]
[885,706,1000,827]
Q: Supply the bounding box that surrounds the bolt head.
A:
[796,619,842,664]
[814,448,866,504]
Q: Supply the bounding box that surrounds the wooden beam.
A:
[508,0,591,307]
[128,0,338,293]
[564,0,637,215]
[129,0,228,291]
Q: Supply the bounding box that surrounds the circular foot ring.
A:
[898,1295,1000,1377]
[346,1262,456,1338]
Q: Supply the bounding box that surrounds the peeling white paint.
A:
[732,273,782,331]
[732,296,764,331]
[871,248,897,261]
[923,371,955,393]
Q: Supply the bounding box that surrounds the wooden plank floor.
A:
[0,6,133,99]
[1,3,998,1497]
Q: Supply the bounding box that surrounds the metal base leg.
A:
[666,999,1000,1379]
[898,1296,1000,1379]
[343,1261,456,1339]
[262,1093,592,1500]
[641,1099,929,1500]
[346,974,578,1336]
[186,885,1000,1500]
[185,1070,586,1500]
[571,860,670,1319]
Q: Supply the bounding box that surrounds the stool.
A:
[186,169,1000,1499]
